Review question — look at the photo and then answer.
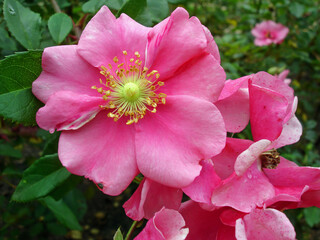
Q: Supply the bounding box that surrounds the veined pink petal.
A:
[211,164,275,213]
[182,159,221,204]
[123,178,182,221]
[58,112,138,196]
[235,208,296,240]
[160,54,225,102]
[136,95,226,188]
[213,138,253,179]
[135,208,189,240]
[234,139,271,176]
[249,83,288,142]
[146,8,208,80]
[78,6,150,68]
[36,91,104,133]
[32,45,102,103]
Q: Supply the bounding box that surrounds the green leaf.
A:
[82,0,108,13]
[136,0,169,25]
[303,207,320,227]
[0,51,44,125]
[113,227,123,240]
[3,0,42,49]
[42,196,82,230]
[11,154,71,202]
[289,2,305,18]
[116,0,147,19]
[48,13,73,44]
[107,0,126,10]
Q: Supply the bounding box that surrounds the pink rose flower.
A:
[135,208,189,240]
[179,201,296,240]
[32,6,227,196]
[251,20,289,46]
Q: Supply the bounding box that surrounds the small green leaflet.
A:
[48,13,73,44]
[0,51,44,125]
[113,227,124,240]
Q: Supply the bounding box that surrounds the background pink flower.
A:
[251,20,289,46]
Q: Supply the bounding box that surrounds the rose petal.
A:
[123,178,182,220]
[78,6,150,68]
[36,91,104,133]
[136,95,226,188]
[235,208,296,240]
[182,159,221,204]
[249,83,288,142]
[146,8,208,80]
[32,45,102,103]
[212,138,253,179]
[234,139,271,176]
[160,54,225,102]
[212,164,275,213]
[135,208,189,240]
[58,112,138,196]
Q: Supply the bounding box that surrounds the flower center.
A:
[260,149,280,169]
[123,82,140,102]
[92,50,167,125]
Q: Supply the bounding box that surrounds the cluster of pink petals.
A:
[32,6,227,196]
[31,4,316,239]
[251,20,289,46]
[122,68,320,238]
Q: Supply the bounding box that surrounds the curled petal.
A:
[123,178,182,221]
[135,208,189,240]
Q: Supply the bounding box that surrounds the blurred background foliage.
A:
[0,0,319,239]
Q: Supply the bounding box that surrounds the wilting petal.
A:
[123,178,182,220]
[36,91,104,133]
[234,139,271,176]
[136,95,226,188]
[58,113,138,196]
[235,208,296,240]
[135,208,189,240]
[78,6,150,68]
[32,45,102,103]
